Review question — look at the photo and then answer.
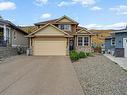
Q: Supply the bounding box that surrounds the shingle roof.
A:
[0,19,27,34]
[34,19,58,25]
[34,15,79,25]
[20,26,39,34]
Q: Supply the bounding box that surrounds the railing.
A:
[0,37,7,47]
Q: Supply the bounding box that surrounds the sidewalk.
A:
[104,54,127,70]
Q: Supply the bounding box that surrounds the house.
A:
[105,36,115,55]
[26,16,94,56]
[0,17,28,47]
[105,28,127,57]
[112,29,127,57]
[91,30,113,47]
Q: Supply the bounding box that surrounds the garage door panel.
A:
[33,38,67,56]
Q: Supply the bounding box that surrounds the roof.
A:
[111,29,127,34]
[20,26,39,34]
[0,19,27,34]
[34,19,58,25]
[35,15,79,25]
[75,26,94,36]
[27,23,72,37]
[105,36,114,40]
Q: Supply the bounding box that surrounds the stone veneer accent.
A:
[0,47,18,58]
[76,46,93,52]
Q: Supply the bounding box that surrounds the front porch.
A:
[0,25,11,47]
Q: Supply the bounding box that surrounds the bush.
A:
[79,51,87,58]
[86,52,90,56]
[69,50,79,61]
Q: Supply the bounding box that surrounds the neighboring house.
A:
[0,18,28,47]
[91,30,113,47]
[105,28,127,57]
[105,36,115,55]
[112,29,127,57]
[26,16,94,56]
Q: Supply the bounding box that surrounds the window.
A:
[84,37,89,46]
[78,37,83,46]
[58,24,71,31]
[78,36,89,46]
[111,38,115,46]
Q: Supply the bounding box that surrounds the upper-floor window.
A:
[58,24,71,31]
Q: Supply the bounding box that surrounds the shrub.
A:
[85,52,94,57]
[86,52,90,56]
[69,50,79,61]
[79,51,87,58]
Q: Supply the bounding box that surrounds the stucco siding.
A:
[58,18,72,23]
[115,33,127,48]
[35,26,65,36]
[11,29,28,47]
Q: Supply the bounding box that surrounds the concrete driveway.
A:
[0,56,84,95]
[104,54,127,70]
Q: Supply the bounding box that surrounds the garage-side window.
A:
[84,37,89,46]
[78,36,89,46]
[78,37,83,46]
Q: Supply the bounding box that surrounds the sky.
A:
[0,0,127,30]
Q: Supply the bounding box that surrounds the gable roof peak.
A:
[55,15,79,24]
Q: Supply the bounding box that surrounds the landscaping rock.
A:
[73,55,127,95]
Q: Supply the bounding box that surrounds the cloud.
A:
[58,0,96,7]
[35,0,48,6]
[72,0,96,6]
[85,22,127,30]
[40,13,51,19]
[110,5,127,15]
[57,1,71,7]
[0,1,16,11]
[90,6,102,11]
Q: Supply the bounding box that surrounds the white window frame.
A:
[77,37,83,46]
[77,36,90,46]
[111,38,115,46]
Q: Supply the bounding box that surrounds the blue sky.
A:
[0,0,127,29]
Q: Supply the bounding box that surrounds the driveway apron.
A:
[0,56,84,95]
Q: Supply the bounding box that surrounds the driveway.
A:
[104,54,127,70]
[73,54,127,95]
[0,56,84,95]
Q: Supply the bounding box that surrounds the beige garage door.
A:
[33,37,67,56]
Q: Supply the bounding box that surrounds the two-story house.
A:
[27,16,94,56]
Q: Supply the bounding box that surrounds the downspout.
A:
[67,37,69,55]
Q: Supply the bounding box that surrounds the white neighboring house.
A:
[0,17,28,48]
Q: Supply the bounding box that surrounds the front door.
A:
[69,39,74,51]
[123,38,127,57]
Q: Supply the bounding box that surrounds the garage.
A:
[27,23,71,56]
[33,37,67,56]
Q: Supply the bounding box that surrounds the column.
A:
[3,25,7,41]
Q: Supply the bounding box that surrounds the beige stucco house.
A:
[27,16,94,56]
